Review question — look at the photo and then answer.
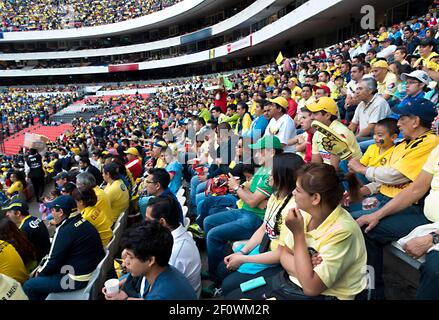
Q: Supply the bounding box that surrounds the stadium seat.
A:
[386,242,423,270]
[46,251,108,300]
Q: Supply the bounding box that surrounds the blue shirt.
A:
[243,115,269,141]
[165,161,183,195]
[142,265,197,300]
[391,91,425,120]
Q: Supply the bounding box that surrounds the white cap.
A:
[401,70,430,85]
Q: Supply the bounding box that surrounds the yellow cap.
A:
[268,97,289,109]
[306,97,338,116]
[372,60,389,70]
[124,147,139,156]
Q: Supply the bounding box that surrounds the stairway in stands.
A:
[51,108,107,124]
[3,124,74,156]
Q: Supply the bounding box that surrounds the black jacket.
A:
[38,213,105,277]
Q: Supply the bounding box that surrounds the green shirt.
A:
[242,166,273,219]
[199,108,211,123]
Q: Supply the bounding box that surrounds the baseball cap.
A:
[306,97,338,116]
[268,97,289,109]
[124,147,139,156]
[394,98,437,124]
[2,200,29,214]
[372,60,390,70]
[249,136,282,150]
[313,84,331,96]
[53,171,68,180]
[153,140,168,149]
[401,70,430,85]
[46,195,77,215]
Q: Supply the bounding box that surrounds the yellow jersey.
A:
[360,144,395,167]
[0,240,29,284]
[283,206,367,300]
[380,132,439,198]
[104,179,129,224]
[81,206,113,247]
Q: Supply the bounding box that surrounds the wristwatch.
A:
[430,232,439,245]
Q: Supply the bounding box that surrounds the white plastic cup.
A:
[104,279,120,295]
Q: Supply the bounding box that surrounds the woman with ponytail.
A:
[220,153,304,296]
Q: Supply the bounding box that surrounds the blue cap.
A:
[394,99,437,125]
[46,195,77,215]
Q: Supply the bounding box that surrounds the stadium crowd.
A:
[0,89,79,137]
[0,0,181,32]
[1,5,439,301]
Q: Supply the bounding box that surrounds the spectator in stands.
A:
[160,145,183,195]
[4,170,26,199]
[264,97,297,153]
[243,99,269,143]
[4,200,50,263]
[308,97,362,167]
[71,188,113,247]
[145,196,201,297]
[377,38,397,59]
[103,163,130,224]
[78,156,103,186]
[76,172,112,225]
[349,78,391,149]
[227,163,367,300]
[0,215,36,283]
[103,220,197,300]
[124,147,142,181]
[202,136,281,297]
[393,46,410,65]
[138,168,183,223]
[23,195,105,300]
[281,87,299,119]
[394,70,430,113]
[366,143,439,299]
[414,38,439,71]
[221,153,304,297]
[403,27,421,54]
[347,99,439,299]
[235,101,252,136]
[371,60,398,101]
[222,104,239,128]
[342,64,365,121]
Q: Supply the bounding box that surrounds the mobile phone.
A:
[240,276,266,293]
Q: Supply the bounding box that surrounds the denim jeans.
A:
[196,194,239,227]
[190,175,207,212]
[350,201,431,299]
[23,274,88,300]
[417,250,439,300]
[204,209,263,282]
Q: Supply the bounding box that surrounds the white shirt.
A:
[377,45,397,58]
[265,113,297,153]
[352,94,391,132]
[170,225,202,297]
